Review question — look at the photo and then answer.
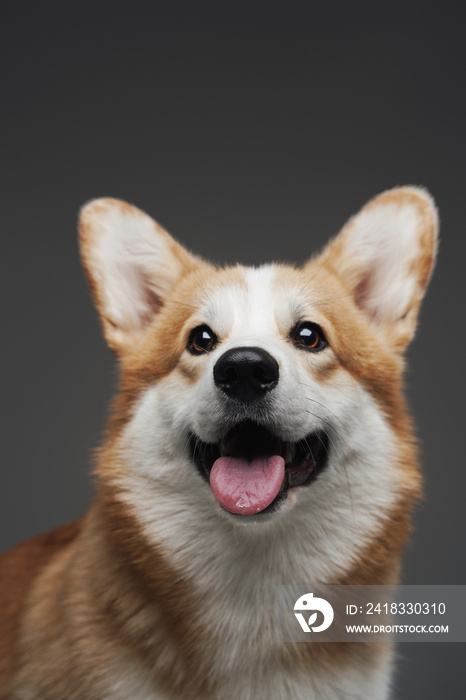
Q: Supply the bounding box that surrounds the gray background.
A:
[1,2,464,697]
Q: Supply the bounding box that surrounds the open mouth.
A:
[189,421,329,516]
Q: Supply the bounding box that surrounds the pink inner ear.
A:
[354,269,377,318]
[138,268,165,325]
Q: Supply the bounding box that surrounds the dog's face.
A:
[80,189,437,578]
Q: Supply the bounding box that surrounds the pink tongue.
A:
[210,455,285,515]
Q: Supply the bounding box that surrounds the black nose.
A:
[213,347,279,402]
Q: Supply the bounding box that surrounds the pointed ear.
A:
[79,198,199,353]
[321,187,439,352]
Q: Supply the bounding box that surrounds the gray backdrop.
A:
[1,2,465,697]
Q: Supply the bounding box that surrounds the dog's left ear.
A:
[321,186,439,352]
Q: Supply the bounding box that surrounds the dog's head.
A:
[79,189,437,568]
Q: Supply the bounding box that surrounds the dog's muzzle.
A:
[188,347,330,517]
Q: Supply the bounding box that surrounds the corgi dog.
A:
[0,187,438,700]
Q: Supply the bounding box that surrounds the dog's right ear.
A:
[79,198,200,354]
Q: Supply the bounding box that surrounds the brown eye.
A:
[188,325,217,354]
[293,322,327,352]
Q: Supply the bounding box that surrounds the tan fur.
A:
[0,521,82,693]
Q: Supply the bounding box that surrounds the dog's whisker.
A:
[302,417,354,518]
[295,382,351,435]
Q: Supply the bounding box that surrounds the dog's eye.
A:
[188,325,217,354]
[292,322,327,352]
